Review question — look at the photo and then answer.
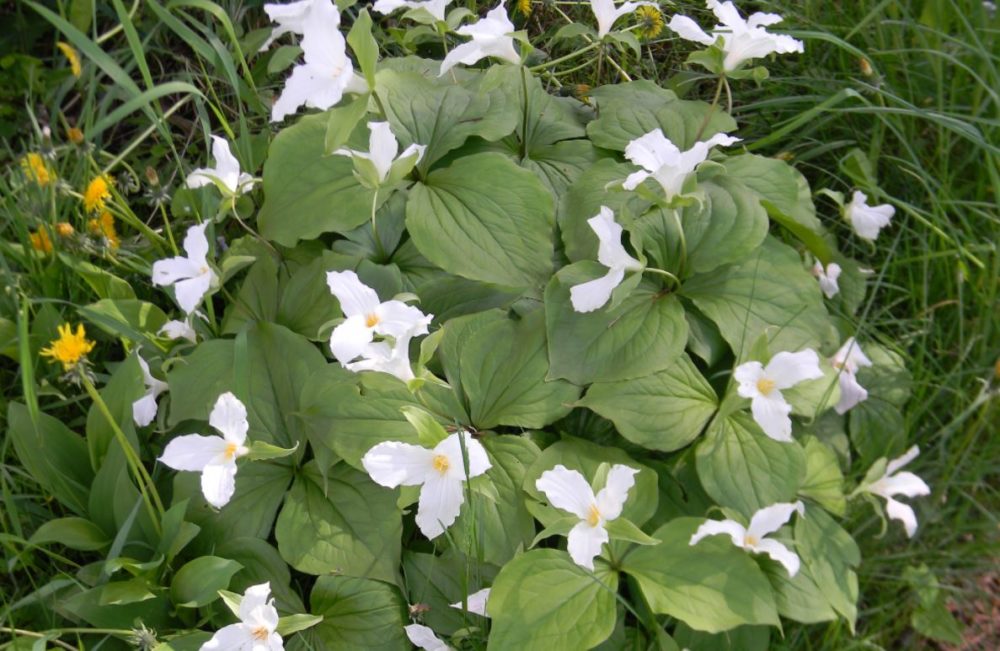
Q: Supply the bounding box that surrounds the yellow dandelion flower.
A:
[67,127,84,144]
[21,153,54,187]
[30,229,53,254]
[96,211,120,249]
[56,42,82,78]
[56,222,75,237]
[635,5,664,40]
[41,323,95,371]
[83,174,113,213]
[516,0,532,16]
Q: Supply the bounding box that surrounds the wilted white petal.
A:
[362,441,435,487]
[846,190,894,242]
[689,518,746,548]
[877,471,931,500]
[210,392,249,445]
[667,14,715,45]
[751,537,801,576]
[594,464,638,522]
[566,520,609,570]
[832,337,873,374]
[159,434,228,472]
[451,587,491,617]
[884,496,919,538]
[813,261,842,299]
[160,318,198,343]
[746,501,804,540]
[589,207,643,271]
[570,266,626,313]
[765,349,823,390]
[835,370,868,414]
[885,445,920,476]
[201,461,238,508]
[416,473,465,539]
[536,465,596,521]
[405,624,451,651]
[439,3,518,75]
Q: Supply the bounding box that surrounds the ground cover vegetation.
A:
[0,0,997,649]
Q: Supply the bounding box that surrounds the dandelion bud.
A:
[145,166,160,186]
[67,127,84,144]
[55,222,75,237]
[859,58,874,77]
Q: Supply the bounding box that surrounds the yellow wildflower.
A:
[88,211,120,249]
[67,127,84,144]
[41,323,95,371]
[56,42,82,78]
[21,153,54,187]
[635,5,664,39]
[56,222,75,237]
[83,175,113,213]
[30,229,53,254]
[516,0,531,16]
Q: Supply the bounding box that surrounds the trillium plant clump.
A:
[9,1,936,649]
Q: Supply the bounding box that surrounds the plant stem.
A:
[528,41,602,72]
[694,74,726,142]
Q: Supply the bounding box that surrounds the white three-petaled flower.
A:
[623,129,741,202]
[344,333,422,383]
[201,582,283,651]
[270,0,367,122]
[570,206,644,313]
[405,624,452,651]
[262,0,324,49]
[152,223,218,315]
[132,356,168,427]
[439,3,520,76]
[450,587,490,617]
[831,337,873,414]
[185,136,255,196]
[535,464,638,570]
[845,190,894,242]
[363,431,491,539]
[863,446,930,537]
[159,392,250,508]
[812,260,842,299]
[333,122,426,186]
[667,0,804,72]
[690,501,805,576]
[590,0,656,38]
[326,270,432,371]
[373,0,453,21]
[159,311,204,344]
[734,350,824,442]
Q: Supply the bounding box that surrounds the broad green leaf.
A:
[30,517,109,551]
[545,263,687,384]
[347,10,378,87]
[99,578,157,606]
[324,93,372,154]
[522,140,604,196]
[487,549,618,651]
[215,537,303,613]
[621,517,779,632]
[275,461,402,584]
[682,177,769,274]
[798,436,846,516]
[581,353,717,452]
[303,576,409,650]
[673,622,770,651]
[170,556,242,607]
[59,254,136,300]
[681,237,834,357]
[415,275,520,322]
[406,153,554,288]
[258,113,376,246]
[695,413,806,518]
[402,551,497,635]
[58,585,172,629]
[222,254,281,333]
[904,564,963,645]
[78,299,168,345]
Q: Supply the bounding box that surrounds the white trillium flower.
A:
[201,582,283,651]
[864,446,930,537]
[667,0,804,72]
[132,356,169,427]
[159,392,250,508]
[535,464,638,570]
[439,3,520,76]
[590,0,656,38]
[185,136,255,196]
[262,0,324,49]
[159,311,205,344]
[690,501,806,576]
[622,129,741,202]
[734,350,824,442]
[450,587,491,617]
[270,0,367,122]
[345,331,422,383]
[405,624,452,651]
[570,206,644,313]
[812,260,842,299]
[362,431,491,539]
[152,223,218,315]
[845,190,895,242]
[327,270,432,367]
[333,122,426,186]
[373,0,453,22]
[831,337,873,414]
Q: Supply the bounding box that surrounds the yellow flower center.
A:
[586,504,602,527]
[224,442,240,460]
[83,175,113,214]
[432,454,450,475]
[40,323,95,371]
[756,378,776,395]
[365,313,380,328]
[251,626,269,641]
[21,153,54,186]
[744,534,759,548]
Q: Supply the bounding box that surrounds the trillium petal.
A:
[766,349,823,390]
[833,337,873,373]
[201,623,252,650]
[201,460,238,508]
[748,11,784,27]
[835,370,868,414]
[689,518,746,548]
[567,520,609,570]
[239,582,272,622]
[439,40,483,76]
[185,167,217,189]
[182,223,210,266]
[366,122,399,182]
[404,624,450,651]
[750,392,794,442]
[535,464,595,520]
[884,496,919,537]
[173,271,214,315]
[330,314,375,365]
[374,301,432,338]
[416,474,465,539]
[624,129,679,173]
[160,434,228,471]
[588,207,642,271]
[132,393,160,427]
[751,538,801,576]
[880,471,931,499]
[152,256,200,287]
[667,15,716,45]
[569,266,627,313]
[433,431,491,481]
[271,63,318,122]
[708,0,744,29]
[886,445,920,476]
[594,464,638,522]
[209,135,242,192]
[733,361,765,399]
[451,587,491,617]
[210,392,249,444]
[160,318,198,343]
[326,270,381,317]
[362,441,435,487]
[621,169,652,191]
[747,501,804,540]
